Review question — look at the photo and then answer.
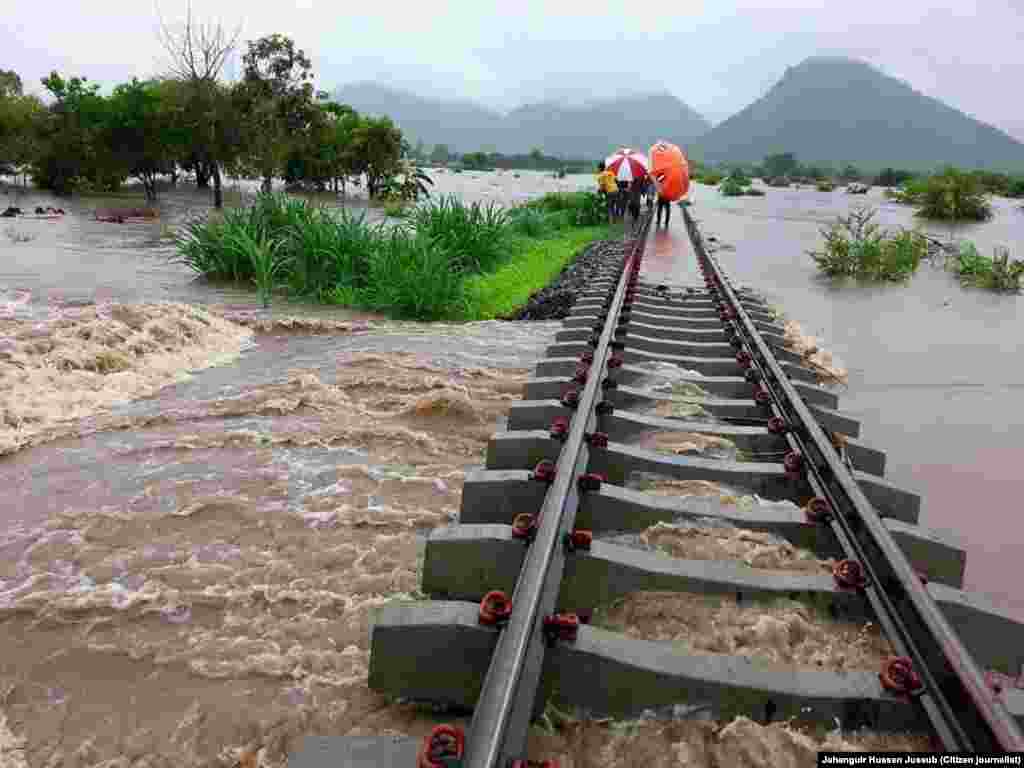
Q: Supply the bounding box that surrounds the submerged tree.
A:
[0,72,44,175]
[105,79,182,201]
[763,152,798,179]
[158,5,241,208]
[236,33,316,193]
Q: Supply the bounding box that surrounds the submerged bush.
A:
[525,190,606,226]
[914,168,993,221]
[720,179,746,197]
[947,243,1023,292]
[809,206,927,282]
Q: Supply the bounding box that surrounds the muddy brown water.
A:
[0,171,1015,764]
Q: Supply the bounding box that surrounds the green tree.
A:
[875,168,914,187]
[840,164,862,182]
[0,74,44,174]
[235,33,315,193]
[105,79,181,201]
[350,115,404,199]
[430,143,450,165]
[763,152,797,178]
[0,69,23,98]
[32,72,115,194]
[157,7,241,208]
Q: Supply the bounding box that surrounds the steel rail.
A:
[462,214,653,767]
[683,207,1024,752]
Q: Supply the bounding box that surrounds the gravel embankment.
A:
[508,239,628,321]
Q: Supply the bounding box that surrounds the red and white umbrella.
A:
[605,148,649,182]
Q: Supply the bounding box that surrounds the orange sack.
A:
[648,141,690,202]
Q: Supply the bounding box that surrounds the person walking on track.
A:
[628,175,644,229]
[596,162,618,223]
[653,172,672,228]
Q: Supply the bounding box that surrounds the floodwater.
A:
[681,180,1024,620]
[0,170,1015,765]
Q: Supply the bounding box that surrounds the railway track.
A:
[293,211,1024,767]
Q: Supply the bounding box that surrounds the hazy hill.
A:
[693,56,1024,172]
[333,82,710,160]
[333,82,507,154]
[503,91,710,158]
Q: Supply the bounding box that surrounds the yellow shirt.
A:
[597,170,618,194]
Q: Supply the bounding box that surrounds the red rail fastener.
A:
[511,513,538,541]
[879,657,924,696]
[579,351,594,365]
[532,460,556,483]
[805,496,831,523]
[543,613,579,643]
[573,364,589,385]
[578,473,604,492]
[917,571,930,586]
[767,416,789,435]
[565,529,593,551]
[561,387,580,409]
[418,725,464,768]
[584,432,609,448]
[833,559,868,590]
[985,670,1022,695]
[783,451,804,480]
[753,386,772,406]
[607,354,624,369]
[736,350,753,367]
[479,590,513,626]
[549,416,570,442]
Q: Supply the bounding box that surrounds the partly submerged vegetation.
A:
[174,191,612,318]
[809,205,1021,290]
[885,168,994,222]
[718,171,764,197]
[946,243,1023,292]
[808,207,928,281]
[909,168,993,222]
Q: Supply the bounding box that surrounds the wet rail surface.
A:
[292,211,1024,767]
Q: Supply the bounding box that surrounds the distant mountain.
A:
[693,56,1024,173]
[333,82,710,160]
[503,92,710,159]
[334,82,507,154]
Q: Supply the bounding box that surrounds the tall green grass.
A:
[407,195,510,273]
[172,190,612,319]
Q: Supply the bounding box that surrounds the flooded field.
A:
[0,170,1018,764]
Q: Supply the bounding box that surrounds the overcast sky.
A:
[4,0,1023,140]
